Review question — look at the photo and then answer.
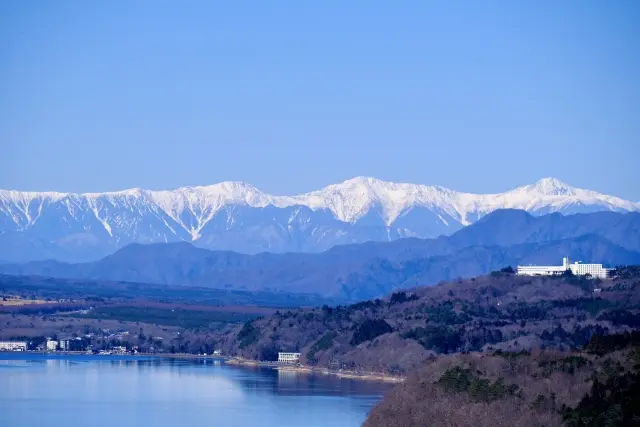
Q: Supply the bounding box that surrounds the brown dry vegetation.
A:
[0,313,180,341]
[364,340,640,427]
[216,270,640,375]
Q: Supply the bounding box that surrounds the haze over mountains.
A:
[2,210,638,300]
[1,177,638,263]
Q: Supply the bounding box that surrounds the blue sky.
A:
[1,1,639,199]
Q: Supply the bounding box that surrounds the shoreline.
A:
[226,357,405,383]
[0,351,403,383]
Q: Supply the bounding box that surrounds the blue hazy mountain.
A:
[2,210,638,300]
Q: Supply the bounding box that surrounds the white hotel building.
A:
[278,352,301,364]
[517,257,612,279]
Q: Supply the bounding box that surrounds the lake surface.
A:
[0,354,392,427]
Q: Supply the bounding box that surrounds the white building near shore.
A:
[0,341,28,351]
[46,340,58,351]
[517,257,611,279]
[59,339,71,351]
[278,352,301,364]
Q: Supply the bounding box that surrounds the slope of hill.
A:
[1,210,639,299]
[1,177,637,262]
[211,268,640,376]
[0,274,337,309]
[364,333,640,427]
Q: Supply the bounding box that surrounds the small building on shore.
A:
[517,257,611,279]
[46,339,58,351]
[0,341,28,351]
[278,352,301,364]
[59,339,71,351]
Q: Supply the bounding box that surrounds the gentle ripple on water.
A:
[0,353,392,427]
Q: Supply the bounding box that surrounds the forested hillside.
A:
[216,267,640,375]
[365,331,640,427]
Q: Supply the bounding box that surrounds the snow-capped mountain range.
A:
[0,177,637,263]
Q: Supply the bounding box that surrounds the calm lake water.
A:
[0,354,392,427]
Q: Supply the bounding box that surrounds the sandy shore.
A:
[227,357,405,383]
[8,351,404,383]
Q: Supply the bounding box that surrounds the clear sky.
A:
[1,1,639,200]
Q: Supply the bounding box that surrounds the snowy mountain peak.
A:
[83,188,146,199]
[145,182,279,240]
[1,178,637,262]
[340,176,389,188]
[529,177,575,196]
[291,177,448,224]
[170,181,275,207]
[180,181,263,194]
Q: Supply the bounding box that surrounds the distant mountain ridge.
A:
[2,210,638,300]
[1,177,637,262]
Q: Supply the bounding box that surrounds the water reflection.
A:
[0,354,391,427]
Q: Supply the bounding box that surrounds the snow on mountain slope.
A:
[0,190,67,229]
[290,177,463,225]
[0,177,637,262]
[288,177,637,226]
[453,177,638,225]
[147,182,283,240]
